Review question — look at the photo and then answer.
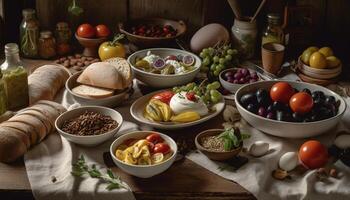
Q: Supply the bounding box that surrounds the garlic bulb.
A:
[278,152,298,172]
[249,141,269,157]
[223,105,241,122]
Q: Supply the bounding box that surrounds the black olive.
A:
[266,105,274,113]
[312,91,325,100]
[240,93,257,107]
[256,89,270,106]
[246,103,258,113]
[302,88,311,95]
[310,114,318,122]
[272,101,285,111]
[313,98,324,108]
[292,112,303,122]
[303,117,311,122]
[276,110,292,122]
[325,96,336,105]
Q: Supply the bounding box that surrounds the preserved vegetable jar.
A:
[55,22,72,56]
[38,31,56,59]
[0,43,29,109]
[231,18,257,59]
[20,9,40,58]
[262,13,284,45]
[0,71,8,115]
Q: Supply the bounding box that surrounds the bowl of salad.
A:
[127,48,201,88]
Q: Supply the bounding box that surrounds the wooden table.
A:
[0,60,256,200]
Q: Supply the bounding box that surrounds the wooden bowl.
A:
[297,57,342,75]
[195,129,242,161]
[118,18,186,47]
[75,34,107,57]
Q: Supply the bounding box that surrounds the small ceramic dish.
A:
[130,90,225,130]
[55,106,123,146]
[219,68,261,94]
[195,129,242,161]
[110,131,177,178]
[65,72,133,108]
[127,48,201,88]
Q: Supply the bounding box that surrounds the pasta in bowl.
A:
[110,131,177,178]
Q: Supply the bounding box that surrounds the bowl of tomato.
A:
[110,131,177,178]
[235,80,346,138]
[118,18,186,47]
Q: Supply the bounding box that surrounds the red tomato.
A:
[289,92,314,114]
[95,24,111,38]
[299,140,328,169]
[186,92,196,101]
[270,82,295,104]
[77,24,96,38]
[154,143,170,154]
[152,91,175,104]
[147,142,155,152]
[146,133,164,144]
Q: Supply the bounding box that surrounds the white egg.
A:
[279,152,298,172]
[334,134,350,149]
[249,141,269,157]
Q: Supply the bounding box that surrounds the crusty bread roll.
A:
[28,64,70,105]
[105,57,132,89]
[77,62,124,90]
[72,84,114,99]
[0,100,67,163]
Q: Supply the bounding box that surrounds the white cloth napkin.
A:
[24,82,143,200]
[187,97,350,200]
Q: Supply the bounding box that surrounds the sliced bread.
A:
[104,57,132,89]
[77,62,123,90]
[72,85,114,99]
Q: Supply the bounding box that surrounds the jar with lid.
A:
[0,43,29,109]
[20,9,40,58]
[38,31,56,59]
[262,13,284,45]
[231,18,258,59]
[55,22,72,56]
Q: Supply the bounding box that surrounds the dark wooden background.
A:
[0,0,349,77]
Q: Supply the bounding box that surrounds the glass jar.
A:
[0,72,8,115]
[20,9,40,58]
[262,13,284,45]
[38,31,56,59]
[231,18,257,59]
[0,43,29,109]
[55,22,72,56]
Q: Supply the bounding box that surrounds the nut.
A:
[329,168,338,178]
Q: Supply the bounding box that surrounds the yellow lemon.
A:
[309,52,327,69]
[319,47,334,57]
[301,47,318,65]
[326,56,341,68]
[306,46,319,52]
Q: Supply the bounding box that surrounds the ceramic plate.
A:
[130,90,225,130]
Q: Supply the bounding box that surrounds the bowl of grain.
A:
[195,129,243,161]
[55,106,123,146]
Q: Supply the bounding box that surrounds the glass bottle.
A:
[20,9,40,58]
[262,13,284,45]
[38,31,56,59]
[0,71,8,115]
[0,43,29,109]
[55,22,72,56]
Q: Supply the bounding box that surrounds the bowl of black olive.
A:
[235,81,346,138]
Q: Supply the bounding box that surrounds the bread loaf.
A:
[72,85,114,99]
[77,62,123,90]
[0,101,67,163]
[28,64,70,105]
[104,58,132,89]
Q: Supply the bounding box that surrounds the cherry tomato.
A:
[289,92,314,114]
[299,140,328,169]
[154,143,170,154]
[148,142,155,152]
[95,24,111,38]
[77,23,96,38]
[186,92,196,101]
[146,133,164,144]
[270,82,295,104]
[152,91,175,105]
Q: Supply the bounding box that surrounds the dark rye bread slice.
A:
[0,127,27,163]
[0,126,30,149]
[0,121,37,146]
[9,114,47,143]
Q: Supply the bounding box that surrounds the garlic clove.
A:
[279,152,298,172]
[223,105,241,122]
[249,141,269,157]
[334,134,350,149]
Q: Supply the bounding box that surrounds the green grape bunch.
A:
[199,43,239,79]
[173,80,222,105]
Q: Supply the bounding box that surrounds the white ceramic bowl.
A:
[130,89,225,130]
[55,106,123,146]
[110,131,177,178]
[235,80,346,138]
[65,72,132,108]
[127,48,201,88]
[219,68,261,93]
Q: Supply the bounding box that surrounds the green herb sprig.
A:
[217,128,250,151]
[71,155,128,191]
[68,0,84,16]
